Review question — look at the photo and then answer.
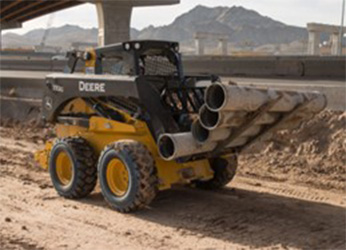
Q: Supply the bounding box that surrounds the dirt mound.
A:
[240,110,346,191]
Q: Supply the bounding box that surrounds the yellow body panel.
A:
[35,99,214,190]
[34,141,53,170]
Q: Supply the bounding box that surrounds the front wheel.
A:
[195,155,238,190]
[98,140,158,213]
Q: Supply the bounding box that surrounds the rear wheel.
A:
[195,155,238,190]
[98,140,158,213]
[49,137,97,199]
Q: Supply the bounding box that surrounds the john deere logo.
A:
[44,96,53,110]
[79,81,106,93]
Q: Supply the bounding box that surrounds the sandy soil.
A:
[0,111,345,250]
[240,110,346,192]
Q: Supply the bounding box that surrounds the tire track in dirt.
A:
[0,232,44,250]
[232,177,345,207]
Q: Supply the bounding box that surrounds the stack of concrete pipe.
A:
[158,82,327,161]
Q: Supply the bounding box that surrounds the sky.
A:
[3,0,345,35]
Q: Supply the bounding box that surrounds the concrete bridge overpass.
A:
[0,0,179,45]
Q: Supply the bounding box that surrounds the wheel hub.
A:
[55,151,73,186]
[106,159,129,197]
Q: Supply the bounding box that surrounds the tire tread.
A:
[51,137,97,199]
[98,140,158,213]
[195,156,238,190]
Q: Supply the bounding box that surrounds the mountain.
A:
[1,5,310,52]
[135,5,307,47]
[2,25,98,50]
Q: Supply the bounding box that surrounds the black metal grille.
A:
[142,56,177,76]
[163,87,205,114]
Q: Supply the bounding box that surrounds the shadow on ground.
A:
[82,187,346,249]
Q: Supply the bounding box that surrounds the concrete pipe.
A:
[158,132,217,161]
[205,83,270,111]
[303,92,327,113]
[199,105,245,129]
[225,137,248,148]
[272,91,305,112]
[254,113,278,125]
[274,92,326,130]
[199,105,278,130]
[241,125,262,137]
[205,83,304,112]
[210,127,260,149]
[191,119,231,143]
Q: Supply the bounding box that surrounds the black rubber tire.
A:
[49,137,97,199]
[98,140,158,213]
[195,155,238,190]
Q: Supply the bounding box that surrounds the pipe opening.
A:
[200,107,219,129]
[192,121,210,143]
[158,135,175,159]
[206,84,225,110]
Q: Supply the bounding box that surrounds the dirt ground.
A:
[0,111,345,250]
[239,110,346,192]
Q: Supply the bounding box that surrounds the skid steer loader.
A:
[35,40,327,212]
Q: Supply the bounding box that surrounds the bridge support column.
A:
[308,31,320,55]
[195,38,205,55]
[96,2,132,46]
[219,39,228,55]
[330,33,341,55]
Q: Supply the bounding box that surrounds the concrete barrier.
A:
[0,98,42,123]
[0,71,46,99]
[0,51,58,59]
[0,71,45,123]
[183,56,345,79]
[302,57,346,78]
[183,56,303,77]
[0,56,344,79]
[0,59,65,72]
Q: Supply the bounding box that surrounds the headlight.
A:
[174,44,179,52]
[134,43,141,50]
[124,43,131,51]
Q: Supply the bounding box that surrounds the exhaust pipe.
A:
[191,120,231,143]
[158,133,217,161]
[205,83,305,112]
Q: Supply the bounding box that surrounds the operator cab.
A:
[65,40,183,78]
